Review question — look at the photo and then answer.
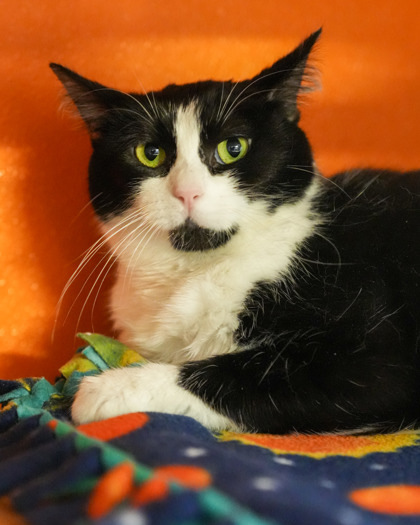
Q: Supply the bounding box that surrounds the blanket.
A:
[1,334,420,525]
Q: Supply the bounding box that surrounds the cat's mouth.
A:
[169,219,238,252]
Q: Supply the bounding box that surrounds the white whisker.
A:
[219,68,297,124]
[217,80,240,124]
[52,208,145,339]
[74,216,150,332]
[88,219,163,332]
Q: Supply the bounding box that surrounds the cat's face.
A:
[51,30,320,253]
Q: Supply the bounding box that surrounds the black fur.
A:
[51,30,420,434]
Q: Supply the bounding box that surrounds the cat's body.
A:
[51,30,420,434]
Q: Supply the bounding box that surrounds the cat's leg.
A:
[178,333,419,433]
[71,363,236,430]
[72,327,418,433]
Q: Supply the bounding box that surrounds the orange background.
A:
[0,1,419,380]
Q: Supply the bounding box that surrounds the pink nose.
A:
[173,186,203,213]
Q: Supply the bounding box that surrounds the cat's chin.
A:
[169,219,238,252]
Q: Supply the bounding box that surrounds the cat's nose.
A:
[173,186,203,213]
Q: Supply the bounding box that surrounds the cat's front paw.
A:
[71,372,129,425]
[71,363,235,431]
[71,363,184,425]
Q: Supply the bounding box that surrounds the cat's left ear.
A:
[50,63,116,139]
[250,28,322,122]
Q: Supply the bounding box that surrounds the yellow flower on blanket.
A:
[59,354,98,378]
[59,333,147,380]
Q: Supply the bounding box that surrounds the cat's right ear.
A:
[249,29,322,123]
[50,64,109,137]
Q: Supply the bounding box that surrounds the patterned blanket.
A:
[1,334,420,525]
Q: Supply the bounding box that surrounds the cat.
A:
[50,29,420,434]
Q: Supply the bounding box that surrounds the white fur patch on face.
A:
[135,102,248,234]
[72,363,237,431]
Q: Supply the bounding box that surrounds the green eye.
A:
[135,143,166,168]
[216,137,249,165]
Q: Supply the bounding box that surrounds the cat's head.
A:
[51,29,321,253]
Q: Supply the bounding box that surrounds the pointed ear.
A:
[251,28,322,122]
[50,63,111,137]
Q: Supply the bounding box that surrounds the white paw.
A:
[71,368,139,425]
[71,363,235,431]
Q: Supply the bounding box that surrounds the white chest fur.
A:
[108,183,320,364]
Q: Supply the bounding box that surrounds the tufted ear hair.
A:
[249,28,322,123]
[50,63,117,138]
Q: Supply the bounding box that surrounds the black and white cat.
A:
[51,29,420,434]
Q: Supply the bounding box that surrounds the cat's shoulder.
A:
[329,168,420,198]
[317,168,420,215]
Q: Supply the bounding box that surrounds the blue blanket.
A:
[1,334,420,524]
